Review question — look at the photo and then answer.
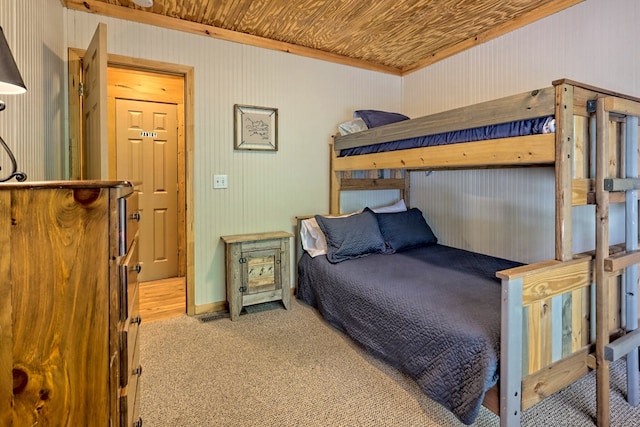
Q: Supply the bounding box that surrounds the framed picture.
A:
[234,104,278,151]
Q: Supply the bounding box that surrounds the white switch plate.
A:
[213,174,228,189]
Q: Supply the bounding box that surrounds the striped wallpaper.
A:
[1,0,635,307]
[403,0,636,263]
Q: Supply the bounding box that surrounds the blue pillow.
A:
[314,210,387,263]
[354,110,409,128]
[372,207,437,252]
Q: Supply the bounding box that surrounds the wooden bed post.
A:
[623,114,639,406]
[499,276,524,427]
[403,170,410,207]
[595,97,611,427]
[555,82,574,262]
[329,139,341,214]
[596,98,640,425]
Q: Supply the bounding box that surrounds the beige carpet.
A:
[140,299,640,426]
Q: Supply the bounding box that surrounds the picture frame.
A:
[234,104,278,151]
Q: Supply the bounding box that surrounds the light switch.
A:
[213,174,228,189]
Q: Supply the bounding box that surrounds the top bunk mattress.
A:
[338,115,555,157]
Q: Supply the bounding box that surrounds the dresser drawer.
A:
[128,287,141,376]
[119,325,141,386]
[119,344,142,427]
[121,385,142,427]
[119,191,140,256]
[119,238,140,321]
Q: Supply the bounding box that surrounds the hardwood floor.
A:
[139,276,186,323]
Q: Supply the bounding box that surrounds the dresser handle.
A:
[133,365,143,376]
[133,417,143,427]
[131,315,142,325]
[131,212,141,221]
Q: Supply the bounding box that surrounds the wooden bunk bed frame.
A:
[328,79,640,427]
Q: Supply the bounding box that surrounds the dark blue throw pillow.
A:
[314,210,387,263]
[354,110,410,128]
[372,207,437,252]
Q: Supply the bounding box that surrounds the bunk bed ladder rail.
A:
[594,97,640,427]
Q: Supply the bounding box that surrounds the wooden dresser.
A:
[0,181,142,426]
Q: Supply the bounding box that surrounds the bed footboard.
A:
[498,256,594,426]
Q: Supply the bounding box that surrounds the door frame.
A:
[68,48,196,316]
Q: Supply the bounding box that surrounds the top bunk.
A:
[329,79,640,261]
[331,78,640,172]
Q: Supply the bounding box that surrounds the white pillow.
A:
[371,199,407,213]
[300,217,328,257]
[338,118,368,136]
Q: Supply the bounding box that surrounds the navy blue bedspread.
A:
[339,116,554,157]
[297,244,522,424]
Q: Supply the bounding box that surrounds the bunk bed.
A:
[297,79,640,426]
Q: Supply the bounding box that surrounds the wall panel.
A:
[64,11,402,305]
[0,0,65,181]
[402,0,635,263]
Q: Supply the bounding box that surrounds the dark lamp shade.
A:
[0,27,26,95]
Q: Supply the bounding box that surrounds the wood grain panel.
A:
[0,192,11,426]
[521,258,592,306]
[521,348,591,410]
[65,0,583,74]
[333,134,555,172]
[10,188,111,425]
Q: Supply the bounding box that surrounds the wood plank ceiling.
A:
[63,0,584,75]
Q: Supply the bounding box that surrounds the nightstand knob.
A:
[133,417,143,427]
[133,365,143,376]
[132,264,142,274]
[131,212,141,221]
[239,286,247,293]
[131,315,142,325]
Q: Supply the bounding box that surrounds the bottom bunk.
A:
[295,209,623,426]
[298,243,520,424]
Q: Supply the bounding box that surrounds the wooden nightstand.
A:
[221,231,293,321]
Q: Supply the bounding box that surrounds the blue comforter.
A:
[339,116,554,157]
[297,244,522,424]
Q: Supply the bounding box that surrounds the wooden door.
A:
[116,99,179,281]
[82,23,108,179]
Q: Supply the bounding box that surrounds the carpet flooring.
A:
[139,299,640,426]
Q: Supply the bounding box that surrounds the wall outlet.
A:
[213,174,228,189]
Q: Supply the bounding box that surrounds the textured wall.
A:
[0,0,65,181]
[8,0,634,307]
[64,10,402,306]
[402,0,635,263]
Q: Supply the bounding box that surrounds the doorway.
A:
[115,98,179,282]
[110,68,185,320]
[68,36,196,317]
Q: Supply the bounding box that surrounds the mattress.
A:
[297,244,523,424]
[338,115,555,157]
